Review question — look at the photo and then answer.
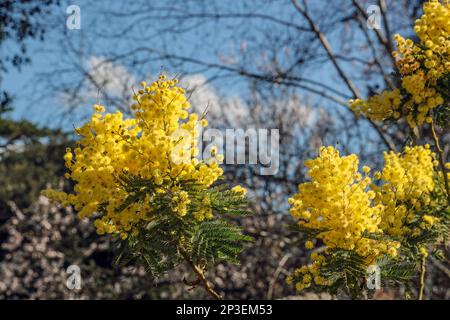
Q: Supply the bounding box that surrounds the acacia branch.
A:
[180,249,222,300]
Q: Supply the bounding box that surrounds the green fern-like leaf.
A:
[190,219,253,265]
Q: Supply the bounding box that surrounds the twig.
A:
[431,120,450,206]
[267,253,291,300]
[430,257,450,280]
[418,252,427,300]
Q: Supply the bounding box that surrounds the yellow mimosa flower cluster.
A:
[288,145,444,292]
[288,146,396,260]
[44,75,243,238]
[400,0,450,79]
[349,89,402,121]
[372,145,439,238]
[287,147,400,290]
[350,0,449,127]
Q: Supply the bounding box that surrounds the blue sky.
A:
[2,0,410,142]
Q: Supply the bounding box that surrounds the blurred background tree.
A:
[0,0,68,220]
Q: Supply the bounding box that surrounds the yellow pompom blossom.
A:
[398,0,450,80]
[289,145,450,296]
[43,75,242,238]
[287,146,399,292]
[350,0,449,127]
[420,246,429,258]
[372,145,440,238]
[287,252,331,291]
[289,146,398,260]
[349,89,402,121]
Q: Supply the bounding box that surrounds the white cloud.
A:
[180,74,250,126]
[85,56,136,101]
[179,74,222,117]
[57,61,316,132]
[57,56,136,110]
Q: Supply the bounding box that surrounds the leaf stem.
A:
[181,250,222,300]
[418,252,427,300]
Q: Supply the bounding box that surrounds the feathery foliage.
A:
[113,174,253,280]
